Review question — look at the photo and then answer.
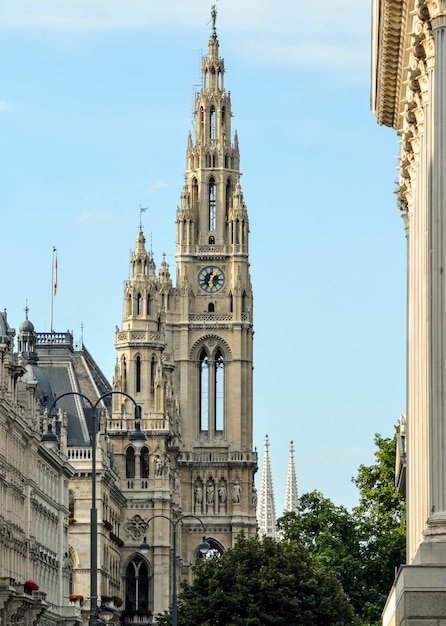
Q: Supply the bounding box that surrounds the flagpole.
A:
[50,246,57,332]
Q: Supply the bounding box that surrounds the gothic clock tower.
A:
[174,10,256,546]
[112,10,257,616]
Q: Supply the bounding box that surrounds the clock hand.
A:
[208,268,218,288]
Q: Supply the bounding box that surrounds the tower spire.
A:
[283,441,299,514]
[257,434,277,538]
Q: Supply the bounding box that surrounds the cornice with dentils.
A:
[373,0,408,128]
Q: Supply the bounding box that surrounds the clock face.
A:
[198,266,225,293]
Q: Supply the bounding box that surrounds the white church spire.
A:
[257,434,277,538]
[283,441,299,514]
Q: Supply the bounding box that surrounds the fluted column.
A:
[428,12,446,535]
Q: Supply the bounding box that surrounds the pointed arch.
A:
[135,355,141,393]
[140,446,149,478]
[190,335,233,361]
[124,555,151,612]
[198,537,224,559]
[126,447,135,479]
[193,338,230,435]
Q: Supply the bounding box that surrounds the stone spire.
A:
[283,441,299,515]
[257,434,277,538]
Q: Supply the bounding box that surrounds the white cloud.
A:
[0,0,369,71]
[148,181,168,194]
[76,210,115,224]
[0,99,14,112]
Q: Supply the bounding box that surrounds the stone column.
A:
[426,11,446,546]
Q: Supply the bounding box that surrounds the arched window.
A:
[122,357,127,393]
[126,448,135,479]
[215,350,224,431]
[209,236,215,245]
[229,292,233,313]
[199,349,209,432]
[146,294,151,316]
[140,447,149,478]
[135,356,141,393]
[137,293,142,315]
[209,177,216,231]
[192,178,199,221]
[208,303,215,313]
[210,105,216,140]
[125,557,150,611]
[150,356,156,392]
[198,347,225,433]
[200,107,205,140]
[221,106,226,134]
[225,178,232,222]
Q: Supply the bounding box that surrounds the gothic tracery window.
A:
[199,349,209,432]
[199,347,225,433]
[125,557,150,612]
[209,177,216,231]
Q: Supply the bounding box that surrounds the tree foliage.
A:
[278,430,405,626]
[278,493,363,613]
[352,432,406,624]
[155,533,356,626]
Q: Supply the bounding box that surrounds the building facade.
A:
[1,12,257,625]
[0,312,80,625]
[372,0,446,623]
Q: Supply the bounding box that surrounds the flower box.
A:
[69,594,84,604]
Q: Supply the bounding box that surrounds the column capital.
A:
[426,1,446,26]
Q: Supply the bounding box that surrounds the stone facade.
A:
[372,0,446,623]
[0,312,80,625]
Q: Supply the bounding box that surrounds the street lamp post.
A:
[46,390,146,626]
[139,514,210,626]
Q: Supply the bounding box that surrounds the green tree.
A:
[155,533,356,626]
[352,432,406,624]
[278,492,362,613]
[278,430,405,626]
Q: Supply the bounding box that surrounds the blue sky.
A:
[0,0,405,512]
